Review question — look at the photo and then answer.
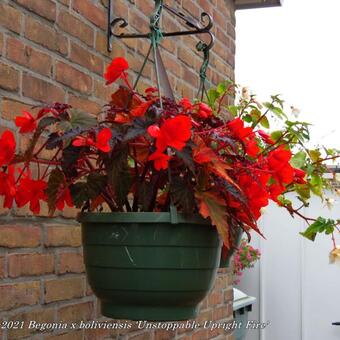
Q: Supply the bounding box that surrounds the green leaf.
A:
[227,105,239,117]
[295,184,311,200]
[58,109,96,131]
[310,174,323,197]
[207,88,219,107]
[38,116,59,130]
[300,217,336,241]
[271,130,283,141]
[309,149,321,162]
[263,102,287,119]
[46,168,65,214]
[260,115,270,129]
[216,82,227,94]
[291,151,307,169]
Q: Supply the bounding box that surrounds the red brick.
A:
[0,257,5,279]
[56,62,92,94]
[0,3,22,34]
[224,289,233,303]
[192,329,209,340]
[68,95,101,115]
[14,0,56,21]
[0,281,40,311]
[0,32,3,56]
[183,1,200,17]
[93,79,113,102]
[6,37,53,77]
[44,277,84,303]
[57,301,93,322]
[8,253,55,277]
[45,225,82,247]
[57,9,94,47]
[9,308,54,338]
[0,225,41,248]
[25,16,68,55]
[22,73,65,103]
[0,62,19,92]
[59,252,85,274]
[129,10,149,34]
[46,331,83,340]
[70,42,103,75]
[96,31,126,58]
[1,97,32,121]
[208,291,223,306]
[72,0,106,29]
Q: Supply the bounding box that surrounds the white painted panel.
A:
[237,193,340,340]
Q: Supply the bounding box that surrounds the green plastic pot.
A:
[78,212,222,321]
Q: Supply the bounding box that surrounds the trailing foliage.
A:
[0,57,339,254]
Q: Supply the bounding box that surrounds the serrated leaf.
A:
[300,217,336,241]
[170,176,195,214]
[38,116,59,130]
[175,146,195,173]
[124,118,153,141]
[87,172,107,199]
[108,146,131,207]
[227,105,239,117]
[58,109,96,131]
[291,151,307,169]
[69,182,88,208]
[309,149,321,162]
[310,174,323,197]
[216,82,227,94]
[46,168,65,214]
[260,115,270,128]
[295,184,311,200]
[195,190,229,247]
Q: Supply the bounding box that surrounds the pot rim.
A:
[77,212,211,225]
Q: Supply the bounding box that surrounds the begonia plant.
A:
[0,57,339,254]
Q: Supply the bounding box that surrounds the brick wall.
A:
[0,0,236,339]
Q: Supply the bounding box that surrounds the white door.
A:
[237,193,340,340]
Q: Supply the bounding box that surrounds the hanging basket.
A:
[78,212,221,321]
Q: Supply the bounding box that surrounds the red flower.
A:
[258,130,275,145]
[73,128,112,153]
[0,130,16,167]
[16,178,47,215]
[56,187,73,211]
[149,151,170,170]
[245,139,260,158]
[0,166,16,209]
[104,57,129,85]
[179,97,192,111]
[269,182,285,202]
[197,103,213,119]
[267,146,294,184]
[155,115,192,152]
[294,168,307,184]
[147,125,160,138]
[227,118,254,140]
[15,111,37,133]
[130,100,154,117]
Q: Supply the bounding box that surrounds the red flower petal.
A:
[149,151,170,170]
[15,111,37,133]
[95,128,112,153]
[147,125,161,138]
[104,57,129,85]
[0,130,16,167]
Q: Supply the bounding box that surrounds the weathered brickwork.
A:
[0,0,236,339]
